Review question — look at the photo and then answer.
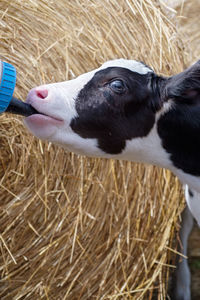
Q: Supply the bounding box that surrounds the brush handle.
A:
[6,97,38,117]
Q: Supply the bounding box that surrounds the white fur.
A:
[100,59,153,74]
[117,123,171,167]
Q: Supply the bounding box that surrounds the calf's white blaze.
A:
[100,59,153,74]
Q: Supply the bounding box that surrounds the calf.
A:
[24,59,200,300]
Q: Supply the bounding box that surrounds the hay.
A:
[0,1,187,299]
[176,0,200,61]
[161,0,200,62]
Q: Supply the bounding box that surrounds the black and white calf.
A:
[24,59,200,300]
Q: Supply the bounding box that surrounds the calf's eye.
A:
[109,79,126,94]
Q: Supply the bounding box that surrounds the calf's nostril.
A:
[36,89,48,99]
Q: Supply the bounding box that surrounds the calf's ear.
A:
[164,60,200,103]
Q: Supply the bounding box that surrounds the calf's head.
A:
[24,59,200,166]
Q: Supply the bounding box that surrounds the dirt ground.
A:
[188,224,200,300]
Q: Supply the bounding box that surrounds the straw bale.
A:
[161,0,200,62]
[176,0,200,61]
[0,1,187,299]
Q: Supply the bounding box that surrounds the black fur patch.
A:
[158,60,200,176]
[157,102,200,176]
[70,67,159,154]
[164,60,200,102]
[189,189,194,197]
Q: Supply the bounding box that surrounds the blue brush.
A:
[0,61,38,117]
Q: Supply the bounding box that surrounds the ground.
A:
[188,223,200,299]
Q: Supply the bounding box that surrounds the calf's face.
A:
[24,59,166,162]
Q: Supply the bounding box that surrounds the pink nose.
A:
[36,89,48,99]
